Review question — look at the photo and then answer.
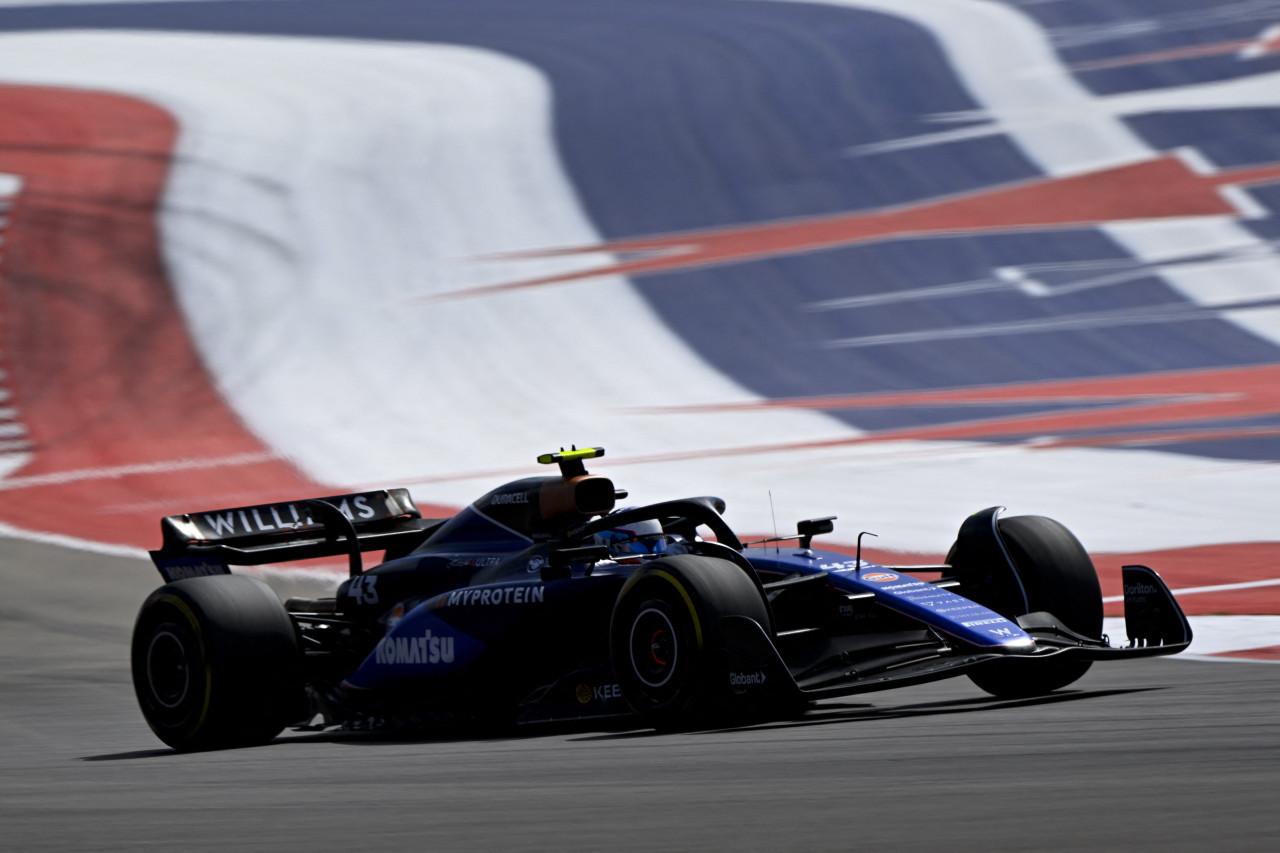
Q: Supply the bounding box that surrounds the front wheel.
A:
[950,514,1103,699]
[609,554,771,729]
[131,575,306,750]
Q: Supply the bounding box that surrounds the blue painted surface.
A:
[746,547,1034,649]
[346,605,487,688]
[4,0,1279,460]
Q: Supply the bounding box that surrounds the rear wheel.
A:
[951,515,1103,699]
[609,554,771,729]
[132,575,306,750]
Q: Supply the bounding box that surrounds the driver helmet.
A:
[593,514,668,558]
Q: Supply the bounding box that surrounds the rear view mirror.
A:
[797,516,836,548]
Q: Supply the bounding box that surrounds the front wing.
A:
[718,564,1191,703]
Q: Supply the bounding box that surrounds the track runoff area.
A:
[1,3,1279,678]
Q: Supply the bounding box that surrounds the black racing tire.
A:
[952,515,1103,699]
[131,575,306,751]
[609,554,771,729]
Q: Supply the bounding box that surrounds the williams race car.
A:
[132,447,1191,750]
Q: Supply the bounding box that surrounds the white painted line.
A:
[826,303,1212,348]
[1220,184,1270,220]
[1178,654,1280,664]
[0,519,147,559]
[0,451,277,490]
[1106,615,1280,660]
[1103,577,1280,603]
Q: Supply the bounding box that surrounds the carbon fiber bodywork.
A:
[141,453,1191,731]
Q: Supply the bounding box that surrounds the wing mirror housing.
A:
[797,516,836,549]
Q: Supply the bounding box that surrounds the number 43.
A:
[348,575,379,605]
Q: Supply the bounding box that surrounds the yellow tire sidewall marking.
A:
[648,569,703,650]
[155,593,213,739]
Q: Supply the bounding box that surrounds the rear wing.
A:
[149,489,444,582]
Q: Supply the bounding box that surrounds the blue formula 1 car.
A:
[131,447,1192,750]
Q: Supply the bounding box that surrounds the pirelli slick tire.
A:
[609,554,771,730]
[131,575,305,751]
[955,515,1104,699]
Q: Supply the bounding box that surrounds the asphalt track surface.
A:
[4,536,1279,852]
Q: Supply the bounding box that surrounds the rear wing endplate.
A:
[149,489,442,582]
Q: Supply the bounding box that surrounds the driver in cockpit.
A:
[592,513,687,561]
